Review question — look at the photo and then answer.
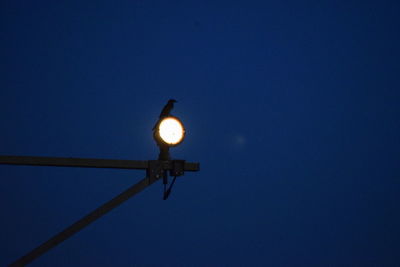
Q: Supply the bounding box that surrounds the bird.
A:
[153,99,177,130]
[159,99,177,118]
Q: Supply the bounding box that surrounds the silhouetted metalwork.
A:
[0,156,199,172]
[5,157,198,266]
[3,100,199,266]
[10,176,153,267]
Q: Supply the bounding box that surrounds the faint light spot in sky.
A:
[233,134,246,148]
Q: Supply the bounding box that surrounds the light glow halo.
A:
[157,116,185,146]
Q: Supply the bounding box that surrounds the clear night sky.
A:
[1,1,400,266]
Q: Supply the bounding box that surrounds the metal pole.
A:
[0,156,199,172]
[0,155,148,170]
[2,155,199,265]
[10,175,157,267]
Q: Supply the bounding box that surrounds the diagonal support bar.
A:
[3,155,199,266]
[10,175,157,267]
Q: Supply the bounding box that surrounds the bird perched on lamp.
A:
[159,99,177,118]
[153,99,177,130]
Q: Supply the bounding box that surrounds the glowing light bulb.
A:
[158,117,185,146]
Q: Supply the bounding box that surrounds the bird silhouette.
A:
[153,99,177,130]
[159,99,177,118]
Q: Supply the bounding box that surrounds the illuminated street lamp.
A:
[153,116,185,160]
[0,100,199,266]
[155,116,185,146]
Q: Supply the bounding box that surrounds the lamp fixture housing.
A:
[154,116,186,147]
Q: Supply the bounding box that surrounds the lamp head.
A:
[154,116,185,147]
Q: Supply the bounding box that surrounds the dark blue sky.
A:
[1,1,400,266]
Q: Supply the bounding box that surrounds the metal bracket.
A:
[147,160,165,184]
[146,159,186,184]
[170,160,185,177]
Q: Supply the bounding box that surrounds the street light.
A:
[153,116,185,161]
[154,116,185,146]
[1,100,199,266]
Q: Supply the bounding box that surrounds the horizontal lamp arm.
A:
[0,155,199,172]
